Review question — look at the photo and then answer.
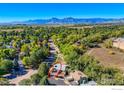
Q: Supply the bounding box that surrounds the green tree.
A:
[30,74,41,85]
[21,44,30,56]
[103,39,113,48]
[39,76,48,85]
[0,60,13,75]
[22,57,31,67]
[38,63,48,77]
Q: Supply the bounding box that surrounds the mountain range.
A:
[1,17,124,25]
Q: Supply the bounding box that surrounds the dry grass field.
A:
[88,47,124,72]
[0,29,24,32]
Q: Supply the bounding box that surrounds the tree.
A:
[9,49,17,60]
[103,39,113,48]
[21,44,30,56]
[30,74,41,85]
[64,51,80,70]
[29,47,49,68]
[22,57,31,67]
[0,60,13,75]
[29,52,40,68]
[39,76,48,85]
[38,63,48,77]
[12,41,18,48]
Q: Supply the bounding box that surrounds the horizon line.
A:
[0,17,124,23]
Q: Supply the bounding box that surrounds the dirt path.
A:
[9,69,37,85]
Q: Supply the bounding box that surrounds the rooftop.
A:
[67,71,87,81]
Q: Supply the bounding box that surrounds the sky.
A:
[0,3,124,22]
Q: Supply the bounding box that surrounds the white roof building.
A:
[53,64,68,71]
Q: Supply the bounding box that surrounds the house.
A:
[49,63,68,79]
[65,71,88,85]
[113,38,124,50]
[53,64,68,72]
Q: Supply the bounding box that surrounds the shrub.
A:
[108,50,115,55]
[103,39,113,48]
[30,74,41,85]
[0,78,9,85]
[19,79,32,85]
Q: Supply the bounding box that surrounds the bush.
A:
[0,78,10,85]
[108,50,115,55]
[19,79,32,85]
[103,39,113,48]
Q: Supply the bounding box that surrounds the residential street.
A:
[9,69,37,85]
[9,38,58,85]
[8,38,65,85]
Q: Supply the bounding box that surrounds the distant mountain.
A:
[22,17,124,25]
[1,17,124,25]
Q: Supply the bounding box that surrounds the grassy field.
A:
[88,47,124,72]
[0,29,24,32]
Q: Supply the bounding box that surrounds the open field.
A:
[88,47,124,72]
[67,24,115,29]
[0,29,24,32]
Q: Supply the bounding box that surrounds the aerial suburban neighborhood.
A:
[1,3,124,87]
[1,24,124,86]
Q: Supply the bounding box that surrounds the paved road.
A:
[9,69,37,85]
[46,39,56,63]
[9,56,38,85]
[9,38,64,85]
[9,39,55,85]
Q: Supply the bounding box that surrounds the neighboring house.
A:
[113,38,124,50]
[65,71,88,85]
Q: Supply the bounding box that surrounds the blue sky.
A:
[0,3,124,22]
